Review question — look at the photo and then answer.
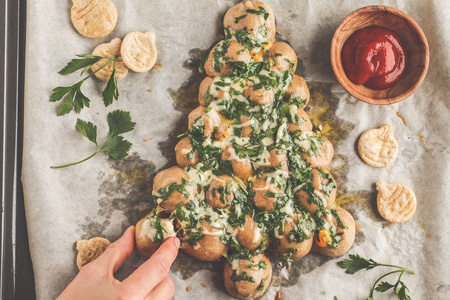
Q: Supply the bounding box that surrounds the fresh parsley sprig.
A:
[50,54,119,116]
[338,254,415,300]
[51,110,135,168]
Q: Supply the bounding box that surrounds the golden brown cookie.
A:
[91,38,129,82]
[121,31,157,73]
[376,180,417,223]
[71,0,118,38]
[76,237,111,270]
[358,125,398,167]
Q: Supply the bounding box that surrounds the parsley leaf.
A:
[230,270,255,283]
[337,254,378,274]
[102,136,132,160]
[257,275,269,291]
[58,54,104,75]
[51,110,135,168]
[246,6,269,20]
[76,119,97,144]
[50,54,119,116]
[102,62,119,106]
[235,15,247,23]
[375,281,395,292]
[108,109,136,136]
[395,281,412,300]
[338,254,415,300]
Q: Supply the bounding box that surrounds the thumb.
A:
[94,226,135,274]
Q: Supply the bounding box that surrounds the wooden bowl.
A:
[331,6,429,105]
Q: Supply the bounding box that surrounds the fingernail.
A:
[174,237,180,249]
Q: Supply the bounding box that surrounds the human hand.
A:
[58,226,180,300]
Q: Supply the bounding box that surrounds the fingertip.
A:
[117,225,135,246]
[165,237,180,253]
[173,237,180,249]
[125,225,135,235]
[157,237,179,258]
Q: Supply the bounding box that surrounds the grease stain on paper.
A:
[80,153,157,238]
[171,252,220,279]
[168,48,213,113]
[387,105,408,127]
[418,130,433,157]
[307,82,354,147]
[416,218,431,238]
[335,192,383,223]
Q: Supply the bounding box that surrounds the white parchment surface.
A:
[22,0,450,299]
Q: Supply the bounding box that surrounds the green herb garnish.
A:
[338,254,415,300]
[51,110,135,168]
[257,275,269,291]
[50,54,120,116]
[230,270,255,283]
[246,6,269,20]
[235,15,247,23]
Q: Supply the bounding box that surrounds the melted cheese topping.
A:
[140,218,176,241]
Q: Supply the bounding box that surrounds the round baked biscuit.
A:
[121,31,157,73]
[76,237,111,270]
[71,0,118,39]
[358,124,398,167]
[91,38,129,82]
[376,180,417,223]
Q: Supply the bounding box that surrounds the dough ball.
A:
[288,106,312,134]
[315,208,355,257]
[358,125,398,168]
[76,237,111,270]
[204,40,250,77]
[221,145,254,180]
[188,106,222,139]
[224,253,272,299]
[250,177,282,211]
[152,166,196,212]
[376,180,417,223]
[274,215,313,260]
[71,0,118,38]
[206,175,239,209]
[235,215,267,251]
[175,136,199,168]
[239,115,257,138]
[269,41,297,73]
[223,0,276,42]
[301,136,334,169]
[198,76,215,106]
[91,38,129,82]
[121,31,157,73]
[296,168,336,213]
[135,212,176,260]
[259,148,288,176]
[285,75,310,107]
[243,84,274,106]
[182,221,227,261]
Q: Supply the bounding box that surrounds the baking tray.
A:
[0,0,36,299]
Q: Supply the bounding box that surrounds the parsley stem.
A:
[177,132,188,139]
[66,57,116,89]
[81,57,115,82]
[232,174,248,195]
[376,263,415,274]
[50,149,99,169]
[369,269,403,299]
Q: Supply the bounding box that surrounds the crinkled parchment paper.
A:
[22,0,450,299]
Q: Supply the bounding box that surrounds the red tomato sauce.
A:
[341,26,407,90]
